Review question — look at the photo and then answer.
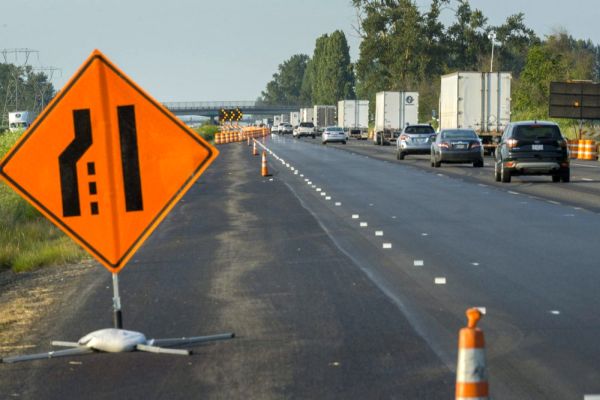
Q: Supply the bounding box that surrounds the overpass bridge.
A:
[163,101,304,118]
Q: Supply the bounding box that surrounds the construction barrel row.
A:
[567,139,598,160]
[215,127,270,145]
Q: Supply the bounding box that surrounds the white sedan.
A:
[322,126,347,144]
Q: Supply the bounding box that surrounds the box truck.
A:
[290,111,300,127]
[338,100,369,139]
[300,107,314,123]
[8,111,37,132]
[374,92,419,145]
[313,105,336,132]
[439,72,511,154]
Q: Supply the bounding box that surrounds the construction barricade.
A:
[214,126,269,145]
[456,308,489,400]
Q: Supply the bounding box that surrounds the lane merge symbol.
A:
[0,50,219,273]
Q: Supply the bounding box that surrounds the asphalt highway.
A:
[2,134,599,399]
[261,134,600,399]
[0,139,453,399]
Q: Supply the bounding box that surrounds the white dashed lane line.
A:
[325,196,331,200]
[352,214,359,219]
[375,231,383,236]
[360,222,368,227]
[434,277,447,285]
[508,191,520,195]
[335,202,342,206]
[413,260,424,267]
[471,262,480,266]
[421,233,428,237]
[582,178,594,182]
[383,243,392,249]
[548,200,561,205]
[550,310,561,315]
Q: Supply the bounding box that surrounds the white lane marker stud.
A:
[325,196,331,200]
[383,243,392,249]
[320,192,326,196]
[435,277,446,285]
[316,188,322,192]
[335,202,342,207]
[471,262,480,266]
[550,310,561,315]
[414,260,424,267]
[300,174,304,177]
[421,233,428,237]
[375,231,383,237]
[352,214,359,219]
[360,222,368,227]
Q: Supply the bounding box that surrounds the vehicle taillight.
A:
[471,141,481,149]
[400,134,409,141]
[557,139,567,149]
[507,138,519,149]
[439,142,450,149]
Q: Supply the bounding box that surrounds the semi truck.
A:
[300,107,314,123]
[313,105,336,132]
[374,92,419,145]
[338,100,369,139]
[8,111,37,132]
[439,72,512,154]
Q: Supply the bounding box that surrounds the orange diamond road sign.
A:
[0,50,218,273]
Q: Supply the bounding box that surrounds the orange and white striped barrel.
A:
[214,132,220,145]
[252,140,258,156]
[567,140,579,159]
[578,140,597,160]
[456,308,488,400]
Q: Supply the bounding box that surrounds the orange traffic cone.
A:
[261,151,270,177]
[252,140,258,156]
[456,308,488,400]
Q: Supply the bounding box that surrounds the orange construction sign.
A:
[0,50,218,273]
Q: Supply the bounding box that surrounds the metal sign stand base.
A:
[1,274,235,364]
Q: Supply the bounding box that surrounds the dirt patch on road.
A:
[0,261,96,356]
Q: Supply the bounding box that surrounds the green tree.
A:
[310,30,355,104]
[445,0,488,71]
[492,13,539,75]
[261,54,310,105]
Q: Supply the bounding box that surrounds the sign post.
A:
[0,50,234,363]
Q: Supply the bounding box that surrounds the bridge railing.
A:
[163,101,258,110]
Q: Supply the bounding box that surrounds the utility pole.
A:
[488,32,497,73]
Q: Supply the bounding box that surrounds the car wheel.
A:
[552,174,560,183]
[312,135,315,139]
[430,153,435,167]
[500,162,511,183]
[322,141,327,145]
[473,159,484,168]
[434,158,441,168]
[342,141,347,145]
[398,151,405,160]
[494,161,501,182]
[561,169,570,183]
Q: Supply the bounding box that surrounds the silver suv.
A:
[396,124,436,160]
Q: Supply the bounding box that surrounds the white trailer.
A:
[374,92,419,145]
[8,111,37,132]
[338,100,369,139]
[280,113,290,124]
[313,105,336,131]
[439,72,511,153]
[290,111,300,127]
[300,107,314,123]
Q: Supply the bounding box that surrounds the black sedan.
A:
[431,129,484,168]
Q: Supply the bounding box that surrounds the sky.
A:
[2,0,600,102]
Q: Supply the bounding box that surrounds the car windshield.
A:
[299,122,314,127]
[441,130,477,140]
[514,125,562,140]
[405,126,435,134]
[327,127,343,132]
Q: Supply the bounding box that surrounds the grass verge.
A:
[0,130,87,272]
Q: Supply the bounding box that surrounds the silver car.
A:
[322,126,347,144]
[396,124,436,160]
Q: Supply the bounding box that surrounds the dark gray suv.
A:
[494,121,570,183]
